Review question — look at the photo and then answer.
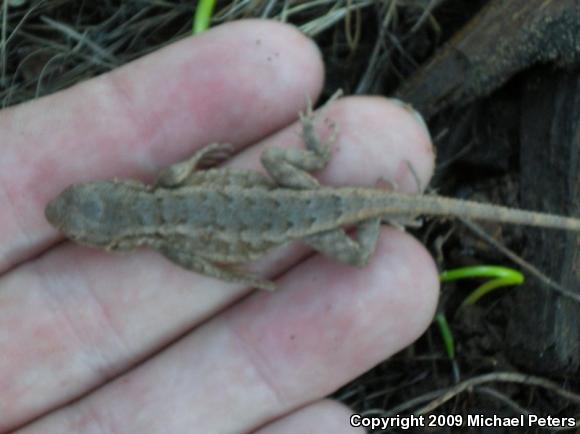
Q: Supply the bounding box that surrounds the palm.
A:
[0,20,437,434]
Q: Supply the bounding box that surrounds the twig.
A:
[415,372,580,415]
[459,218,580,304]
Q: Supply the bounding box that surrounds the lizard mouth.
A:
[45,196,62,229]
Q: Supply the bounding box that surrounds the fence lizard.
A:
[45,99,580,290]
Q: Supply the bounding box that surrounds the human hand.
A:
[0,20,438,433]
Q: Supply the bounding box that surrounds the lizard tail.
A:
[387,193,580,232]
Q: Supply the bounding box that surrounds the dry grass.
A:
[0,0,435,106]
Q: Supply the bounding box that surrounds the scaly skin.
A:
[45,102,580,290]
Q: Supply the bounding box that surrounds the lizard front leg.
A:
[155,143,233,188]
[303,219,381,267]
[153,242,276,291]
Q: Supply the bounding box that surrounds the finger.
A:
[17,229,438,434]
[0,19,323,271]
[235,95,434,193]
[1,98,434,431]
[253,400,364,434]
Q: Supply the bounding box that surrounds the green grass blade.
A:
[193,0,216,34]
[440,265,524,308]
[440,265,523,283]
[435,313,455,359]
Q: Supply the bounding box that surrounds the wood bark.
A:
[506,68,580,374]
[395,0,580,118]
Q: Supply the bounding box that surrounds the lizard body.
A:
[45,102,580,290]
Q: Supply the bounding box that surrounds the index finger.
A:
[0,19,323,272]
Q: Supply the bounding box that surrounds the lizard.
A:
[45,97,580,291]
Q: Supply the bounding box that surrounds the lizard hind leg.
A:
[303,218,381,267]
[154,243,276,291]
[155,143,234,188]
[260,92,341,189]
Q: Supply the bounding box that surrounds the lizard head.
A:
[45,181,121,248]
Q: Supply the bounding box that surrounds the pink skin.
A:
[0,20,438,434]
